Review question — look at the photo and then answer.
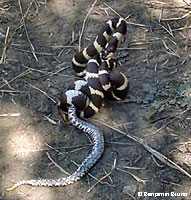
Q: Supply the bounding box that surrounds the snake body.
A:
[59,18,128,120]
[6,18,128,191]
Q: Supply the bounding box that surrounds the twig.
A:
[143,142,191,178]
[162,40,180,58]
[0,89,24,93]
[162,11,191,21]
[0,26,10,64]
[49,65,70,76]
[11,46,54,56]
[172,26,191,32]
[0,69,31,90]
[46,152,70,175]
[103,3,122,18]
[0,113,20,117]
[24,65,71,78]
[116,167,147,184]
[18,0,38,61]
[44,116,57,125]
[118,165,146,170]
[78,0,98,51]
[29,84,57,103]
[90,172,112,189]
[103,3,146,27]
[50,45,76,49]
[183,0,191,6]
[94,118,191,179]
[150,109,189,135]
[0,0,35,64]
[157,22,174,37]
[87,159,116,193]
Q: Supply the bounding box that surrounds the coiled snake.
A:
[6,18,128,191]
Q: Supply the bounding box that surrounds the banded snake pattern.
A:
[5,17,129,191]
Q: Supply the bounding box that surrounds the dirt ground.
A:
[1,0,191,199]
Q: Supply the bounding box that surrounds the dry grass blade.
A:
[162,10,191,21]
[30,84,57,103]
[142,142,191,179]
[46,152,70,175]
[162,40,180,58]
[0,26,10,64]
[116,167,147,184]
[0,113,20,117]
[49,65,70,76]
[0,89,23,93]
[11,46,54,56]
[44,116,57,125]
[103,3,146,27]
[157,22,174,37]
[94,120,191,179]
[87,171,112,193]
[78,0,98,51]
[0,0,35,64]
[87,159,116,193]
[18,0,38,61]
[0,69,31,90]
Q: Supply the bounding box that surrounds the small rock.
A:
[123,184,138,196]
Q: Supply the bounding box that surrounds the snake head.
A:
[57,93,70,123]
[57,105,70,124]
[101,51,114,60]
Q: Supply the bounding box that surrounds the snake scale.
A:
[6,18,128,191]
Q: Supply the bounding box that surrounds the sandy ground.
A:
[1,0,191,199]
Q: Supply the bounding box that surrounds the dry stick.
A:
[0,69,31,90]
[11,47,54,56]
[2,77,15,90]
[162,10,191,21]
[93,117,191,179]
[144,1,189,9]
[103,3,146,28]
[0,113,20,117]
[0,0,35,64]
[167,23,173,36]
[25,65,71,78]
[49,65,70,76]
[0,26,10,64]
[50,45,76,49]
[29,84,57,104]
[105,194,112,200]
[162,40,180,58]
[44,115,57,125]
[47,142,91,150]
[183,0,189,6]
[103,3,122,18]
[157,22,174,37]
[87,171,112,193]
[158,7,163,23]
[0,89,23,93]
[116,167,147,184]
[119,165,145,170]
[46,152,71,175]
[18,0,38,61]
[78,0,98,51]
[87,159,116,193]
[99,6,109,17]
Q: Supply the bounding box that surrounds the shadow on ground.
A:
[1,0,191,199]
